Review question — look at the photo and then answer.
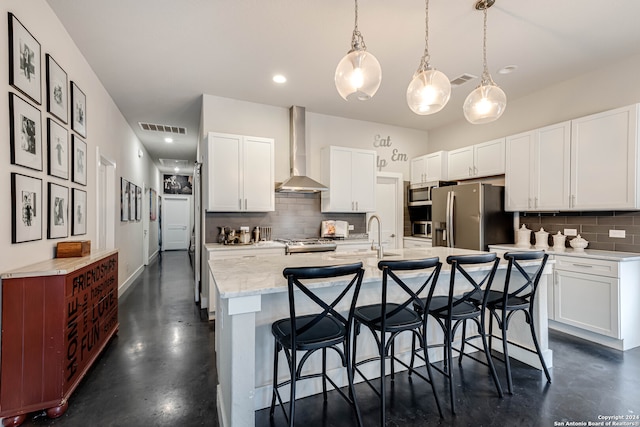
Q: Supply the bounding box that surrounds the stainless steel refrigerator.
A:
[432,183,513,251]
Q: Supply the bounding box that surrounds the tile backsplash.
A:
[520,211,640,252]
[205,192,366,243]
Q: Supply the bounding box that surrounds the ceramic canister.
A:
[553,231,566,249]
[516,224,532,247]
[534,227,549,248]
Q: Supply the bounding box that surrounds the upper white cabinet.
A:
[205,132,274,212]
[505,122,571,211]
[321,146,376,213]
[447,138,505,180]
[505,104,640,211]
[410,151,448,184]
[570,104,639,210]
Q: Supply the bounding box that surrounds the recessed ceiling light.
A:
[174,167,179,172]
[273,74,287,84]
[498,65,518,75]
[164,137,174,143]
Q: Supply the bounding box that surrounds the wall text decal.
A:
[373,134,408,171]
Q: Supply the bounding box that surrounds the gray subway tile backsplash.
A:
[520,211,640,253]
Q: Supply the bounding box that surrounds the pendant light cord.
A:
[417,0,431,72]
[351,0,367,51]
[481,0,495,85]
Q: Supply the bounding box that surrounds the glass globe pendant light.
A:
[463,0,506,124]
[335,0,382,101]
[406,0,451,115]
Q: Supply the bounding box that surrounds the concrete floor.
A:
[16,251,640,426]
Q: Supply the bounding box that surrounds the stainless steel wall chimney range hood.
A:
[275,106,329,193]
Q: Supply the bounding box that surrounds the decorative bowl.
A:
[569,235,589,251]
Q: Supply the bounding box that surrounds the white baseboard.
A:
[118,264,144,297]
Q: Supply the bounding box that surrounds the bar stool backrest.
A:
[282,262,365,345]
[373,257,442,325]
[430,253,500,314]
[502,251,549,305]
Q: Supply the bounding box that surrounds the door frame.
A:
[369,171,404,249]
[96,147,116,251]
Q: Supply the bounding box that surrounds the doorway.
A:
[162,196,191,250]
[369,172,404,249]
[97,150,116,251]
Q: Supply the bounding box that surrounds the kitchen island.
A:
[209,247,553,427]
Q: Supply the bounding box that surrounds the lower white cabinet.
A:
[551,255,640,350]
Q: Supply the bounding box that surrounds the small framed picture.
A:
[72,135,87,185]
[48,182,68,239]
[71,81,86,137]
[46,54,68,123]
[47,118,69,179]
[72,188,87,236]
[135,185,142,221]
[9,92,42,171]
[129,183,136,221]
[150,188,157,221]
[8,13,41,105]
[121,177,129,221]
[11,173,42,243]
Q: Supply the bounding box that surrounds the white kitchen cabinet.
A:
[205,132,274,212]
[447,138,505,180]
[505,122,571,211]
[410,151,448,184]
[570,104,640,210]
[321,146,376,213]
[551,254,640,350]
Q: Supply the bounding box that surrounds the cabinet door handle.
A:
[528,198,532,209]
[473,166,478,175]
[239,199,242,210]
[572,195,576,208]
[245,198,248,210]
[535,197,538,208]
[571,263,593,268]
[356,201,359,211]
[468,166,472,176]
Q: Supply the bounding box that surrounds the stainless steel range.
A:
[275,238,337,254]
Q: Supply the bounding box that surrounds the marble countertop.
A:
[209,246,526,299]
[488,244,640,262]
[204,241,286,251]
[1,249,119,279]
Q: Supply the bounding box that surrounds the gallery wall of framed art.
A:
[6,11,90,244]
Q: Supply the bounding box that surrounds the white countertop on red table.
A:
[488,244,640,262]
[1,249,119,279]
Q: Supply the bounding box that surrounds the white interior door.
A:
[162,196,190,250]
[97,149,115,251]
[369,172,403,249]
[142,183,150,264]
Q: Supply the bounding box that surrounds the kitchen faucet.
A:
[367,214,383,258]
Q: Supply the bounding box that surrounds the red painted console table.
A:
[0,250,119,426]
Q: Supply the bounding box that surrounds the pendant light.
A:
[406,0,451,115]
[463,0,506,124]
[335,0,382,101]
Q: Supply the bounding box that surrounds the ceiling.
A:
[45,0,640,173]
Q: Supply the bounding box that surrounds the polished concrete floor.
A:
[17,251,640,426]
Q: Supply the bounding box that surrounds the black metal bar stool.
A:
[413,252,503,415]
[352,257,443,425]
[270,262,365,427]
[485,251,552,393]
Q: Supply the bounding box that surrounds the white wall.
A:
[200,94,430,183]
[0,1,160,292]
[428,53,640,152]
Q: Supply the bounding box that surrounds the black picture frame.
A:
[8,13,41,105]
[72,188,87,236]
[48,182,68,239]
[128,183,135,221]
[47,118,69,179]
[11,172,43,243]
[135,185,142,221]
[72,135,87,185]
[163,174,193,194]
[46,54,68,123]
[9,92,43,171]
[71,81,86,137]
[121,177,129,221]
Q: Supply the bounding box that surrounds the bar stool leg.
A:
[479,315,504,398]
[501,318,513,394]
[270,341,279,417]
[528,310,552,383]
[322,348,328,400]
[458,320,467,366]
[380,331,386,426]
[288,351,297,427]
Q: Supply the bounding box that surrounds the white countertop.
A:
[1,249,119,279]
[204,241,286,251]
[488,244,640,262]
[209,246,526,299]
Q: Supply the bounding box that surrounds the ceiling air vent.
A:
[138,122,187,135]
[450,73,477,87]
